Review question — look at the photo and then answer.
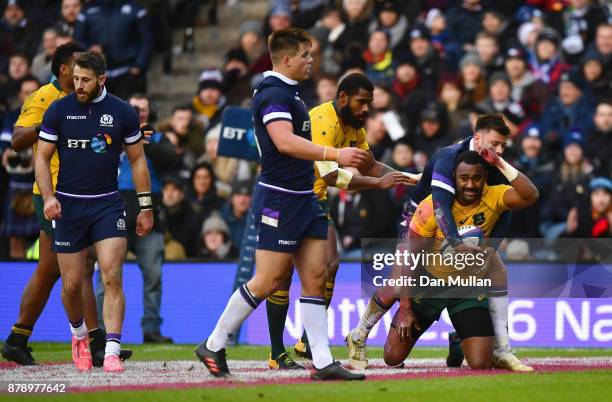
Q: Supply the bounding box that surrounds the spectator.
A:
[0,76,40,259]
[235,20,268,74]
[330,188,398,258]
[474,31,504,77]
[74,0,153,99]
[424,8,454,59]
[198,214,237,260]
[314,73,338,106]
[189,162,221,224]
[223,49,252,107]
[412,101,453,159]
[584,23,611,73]
[363,30,394,86]
[511,125,555,237]
[330,0,372,53]
[529,28,571,90]
[262,3,292,38]
[157,104,203,170]
[0,0,41,68]
[560,0,607,63]
[580,54,610,103]
[458,52,488,109]
[584,101,612,178]
[368,0,408,50]
[364,110,392,161]
[0,52,31,111]
[30,27,58,84]
[104,94,177,344]
[541,130,594,241]
[565,176,611,236]
[396,24,440,88]
[391,56,431,131]
[438,77,468,138]
[504,47,549,119]
[445,0,484,57]
[219,180,252,250]
[371,84,394,111]
[193,68,227,133]
[481,9,514,50]
[159,175,200,258]
[476,72,525,137]
[55,0,82,37]
[540,70,594,147]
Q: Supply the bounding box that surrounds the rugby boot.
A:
[493,350,534,372]
[1,343,37,366]
[311,361,365,381]
[268,352,305,370]
[103,354,124,373]
[195,339,230,377]
[294,339,312,360]
[446,331,465,368]
[72,336,92,371]
[346,329,369,369]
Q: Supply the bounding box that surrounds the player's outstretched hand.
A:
[337,147,369,168]
[136,210,154,237]
[478,146,500,166]
[397,308,420,343]
[377,172,404,189]
[140,123,154,144]
[397,172,421,186]
[43,196,61,220]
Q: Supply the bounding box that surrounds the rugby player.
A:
[347,114,535,371]
[1,42,131,367]
[195,28,368,381]
[265,73,419,369]
[35,51,153,372]
[383,150,538,368]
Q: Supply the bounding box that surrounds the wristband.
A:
[335,168,353,189]
[137,192,153,210]
[323,146,328,161]
[498,158,519,182]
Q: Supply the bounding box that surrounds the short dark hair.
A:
[172,104,193,114]
[268,28,311,62]
[10,52,30,66]
[474,114,510,137]
[455,150,487,170]
[336,73,374,98]
[18,75,40,91]
[74,50,106,77]
[51,41,85,77]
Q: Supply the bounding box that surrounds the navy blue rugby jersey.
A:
[410,137,508,207]
[39,87,142,196]
[252,71,314,193]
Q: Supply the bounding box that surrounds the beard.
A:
[339,104,365,129]
[76,82,101,104]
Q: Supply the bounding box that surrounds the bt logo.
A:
[67,134,112,153]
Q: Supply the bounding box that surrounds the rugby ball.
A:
[439,225,484,256]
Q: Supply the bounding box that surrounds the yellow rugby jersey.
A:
[15,79,65,195]
[409,184,512,278]
[310,101,369,200]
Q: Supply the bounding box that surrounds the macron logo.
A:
[55,241,71,246]
[278,240,297,245]
[66,115,87,120]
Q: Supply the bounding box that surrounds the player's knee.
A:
[102,272,122,291]
[62,279,82,296]
[466,356,492,370]
[383,350,405,367]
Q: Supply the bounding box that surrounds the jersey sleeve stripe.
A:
[432,172,454,187]
[262,112,292,124]
[0,132,11,143]
[137,9,147,18]
[124,131,143,144]
[262,104,291,116]
[39,130,58,142]
[40,125,57,135]
[431,179,455,194]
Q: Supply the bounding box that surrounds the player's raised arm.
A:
[480,147,539,210]
[267,120,369,168]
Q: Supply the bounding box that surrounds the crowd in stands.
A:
[0,0,610,261]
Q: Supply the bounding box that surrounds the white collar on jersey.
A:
[92,86,107,103]
[469,137,475,151]
[263,71,298,86]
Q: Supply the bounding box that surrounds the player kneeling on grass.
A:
[384,150,538,369]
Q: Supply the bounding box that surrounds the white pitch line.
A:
[0,357,610,390]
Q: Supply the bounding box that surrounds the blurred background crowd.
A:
[0,0,610,262]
